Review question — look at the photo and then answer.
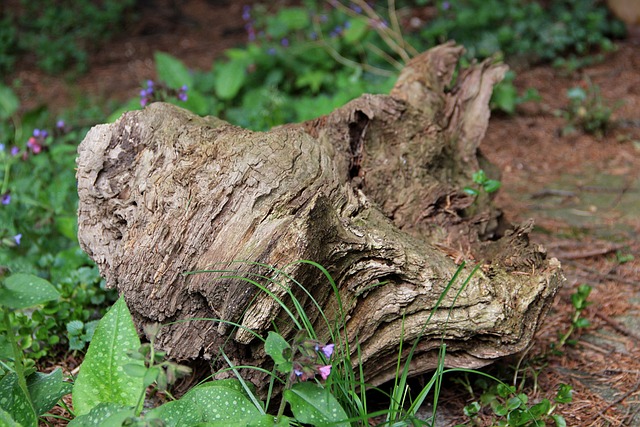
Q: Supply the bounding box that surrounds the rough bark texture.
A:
[77,43,563,391]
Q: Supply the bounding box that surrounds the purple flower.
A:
[321,344,334,358]
[350,4,363,14]
[10,146,19,156]
[294,368,303,377]
[13,234,21,245]
[0,143,4,151]
[281,38,289,47]
[33,128,41,137]
[242,5,251,21]
[318,365,331,380]
[56,119,65,129]
[442,1,451,10]
[267,47,276,55]
[1,193,10,205]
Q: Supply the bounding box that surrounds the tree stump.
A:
[76,42,563,391]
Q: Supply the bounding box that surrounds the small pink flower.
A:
[318,365,331,380]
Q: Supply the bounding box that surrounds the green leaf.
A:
[496,383,515,398]
[463,401,480,416]
[66,320,84,336]
[555,384,573,404]
[284,382,349,427]
[506,407,534,426]
[123,363,148,378]
[573,317,590,328]
[277,7,310,31]
[155,51,194,89]
[264,331,291,370]
[72,297,144,416]
[0,373,37,426]
[0,84,19,120]
[55,216,78,242]
[491,81,518,114]
[146,380,263,426]
[0,407,22,427]
[67,402,136,427]
[529,399,551,417]
[472,170,488,185]
[551,413,567,427]
[483,179,502,193]
[343,17,369,43]
[27,369,72,416]
[463,187,479,196]
[0,336,13,359]
[215,59,247,100]
[0,273,60,309]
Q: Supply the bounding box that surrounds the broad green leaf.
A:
[0,407,22,427]
[529,399,551,418]
[491,81,518,114]
[264,331,290,368]
[181,90,211,116]
[155,51,194,89]
[0,335,13,358]
[506,407,533,426]
[122,363,148,378]
[215,60,247,100]
[72,297,144,416]
[66,320,84,336]
[26,369,72,416]
[194,414,278,426]
[147,380,262,426]
[483,179,501,193]
[0,273,59,309]
[54,216,78,241]
[551,414,567,427]
[67,402,135,427]
[0,84,19,120]
[285,382,349,427]
[0,373,37,427]
[295,71,325,94]
[277,7,309,31]
[343,17,369,43]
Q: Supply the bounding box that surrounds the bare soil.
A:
[7,2,639,426]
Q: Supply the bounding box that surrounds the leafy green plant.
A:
[25,258,478,426]
[458,377,573,427]
[557,79,620,137]
[464,170,502,198]
[0,272,72,426]
[491,70,541,115]
[1,84,118,358]
[418,0,625,64]
[554,284,592,350]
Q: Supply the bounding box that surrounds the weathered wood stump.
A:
[76,42,563,391]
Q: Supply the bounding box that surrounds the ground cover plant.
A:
[0,0,632,425]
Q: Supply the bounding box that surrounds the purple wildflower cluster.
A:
[140,80,188,107]
[26,128,48,155]
[290,339,334,382]
[1,120,67,248]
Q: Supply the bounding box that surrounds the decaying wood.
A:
[76,42,564,391]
